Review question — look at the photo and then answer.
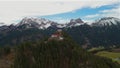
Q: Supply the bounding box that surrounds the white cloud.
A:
[84,14,100,18]
[83,19,94,24]
[83,4,120,23]
[100,5,120,18]
[0,0,119,24]
[51,17,69,24]
[0,0,118,1]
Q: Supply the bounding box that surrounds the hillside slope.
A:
[12,32,120,68]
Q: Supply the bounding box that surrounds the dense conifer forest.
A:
[10,32,120,68]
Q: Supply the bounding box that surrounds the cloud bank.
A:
[84,4,120,23]
[0,0,119,24]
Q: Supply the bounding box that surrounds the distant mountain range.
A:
[1,17,120,30]
[0,17,85,31]
[0,17,120,48]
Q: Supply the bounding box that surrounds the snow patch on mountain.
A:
[16,17,56,29]
[66,18,84,27]
[16,17,70,29]
[92,17,120,26]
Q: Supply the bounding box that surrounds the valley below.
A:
[89,48,120,64]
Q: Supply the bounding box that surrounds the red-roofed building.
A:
[49,29,64,41]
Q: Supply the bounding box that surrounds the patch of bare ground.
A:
[0,52,14,68]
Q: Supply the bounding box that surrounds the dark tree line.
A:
[65,24,120,48]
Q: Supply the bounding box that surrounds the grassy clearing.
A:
[96,51,120,64]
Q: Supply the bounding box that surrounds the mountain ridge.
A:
[0,17,120,30]
[0,17,86,30]
[0,17,120,48]
[92,17,120,26]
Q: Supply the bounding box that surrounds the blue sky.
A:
[41,3,120,24]
[0,1,119,24]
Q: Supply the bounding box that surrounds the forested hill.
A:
[11,32,120,68]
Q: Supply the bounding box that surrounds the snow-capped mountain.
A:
[66,18,84,27]
[1,17,120,31]
[17,17,54,29]
[17,17,66,29]
[0,17,85,31]
[92,17,120,26]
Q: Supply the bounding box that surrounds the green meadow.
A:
[96,51,120,64]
